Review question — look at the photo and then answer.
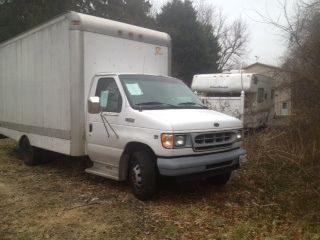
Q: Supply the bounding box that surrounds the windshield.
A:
[119,74,207,110]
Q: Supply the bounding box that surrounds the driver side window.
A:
[95,78,122,113]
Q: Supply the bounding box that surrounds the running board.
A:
[85,161,119,180]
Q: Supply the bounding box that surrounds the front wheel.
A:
[129,150,157,201]
[207,171,232,186]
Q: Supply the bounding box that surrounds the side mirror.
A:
[88,96,100,114]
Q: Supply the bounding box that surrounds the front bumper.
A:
[157,148,247,177]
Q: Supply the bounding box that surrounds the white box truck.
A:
[192,73,275,128]
[0,12,246,200]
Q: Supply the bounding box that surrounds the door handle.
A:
[89,123,93,133]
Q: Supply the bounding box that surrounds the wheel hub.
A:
[132,163,142,189]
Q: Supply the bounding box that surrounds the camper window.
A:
[282,102,288,109]
[271,90,275,99]
[257,88,264,103]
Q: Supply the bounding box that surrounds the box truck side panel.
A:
[83,31,169,99]
[0,19,72,153]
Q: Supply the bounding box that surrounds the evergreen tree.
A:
[87,0,153,27]
[0,0,153,43]
[0,0,75,42]
[0,0,220,86]
[156,0,220,85]
[122,0,153,27]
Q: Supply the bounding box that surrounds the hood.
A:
[141,109,243,131]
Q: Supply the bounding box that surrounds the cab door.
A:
[86,75,124,178]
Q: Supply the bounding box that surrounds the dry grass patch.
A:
[0,123,319,239]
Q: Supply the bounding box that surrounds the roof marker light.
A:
[71,20,81,26]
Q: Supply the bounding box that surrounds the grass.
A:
[0,124,319,239]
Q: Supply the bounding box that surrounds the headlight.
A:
[161,134,187,149]
[236,130,243,141]
[175,135,186,147]
[161,134,174,149]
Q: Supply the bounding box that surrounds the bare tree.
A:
[257,0,320,127]
[217,18,249,71]
[194,0,249,71]
[255,0,320,72]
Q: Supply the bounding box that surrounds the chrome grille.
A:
[192,131,235,151]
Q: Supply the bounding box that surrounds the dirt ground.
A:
[0,134,319,240]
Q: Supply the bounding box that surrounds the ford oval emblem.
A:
[214,122,220,127]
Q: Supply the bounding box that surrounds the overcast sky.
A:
[151,0,297,67]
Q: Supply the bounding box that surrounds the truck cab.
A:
[86,73,246,200]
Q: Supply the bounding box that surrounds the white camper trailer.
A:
[0,12,246,200]
[192,73,275,128]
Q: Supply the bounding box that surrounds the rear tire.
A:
[207,171,231,186]
[19,137,41,166]
[129,150,157,201]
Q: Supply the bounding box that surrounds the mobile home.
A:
[192,73,275,128]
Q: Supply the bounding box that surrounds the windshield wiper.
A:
[178,102,207,108]
[135,101,177,110]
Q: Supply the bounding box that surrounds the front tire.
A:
[207,171,232,186]
[129,150,157,201]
